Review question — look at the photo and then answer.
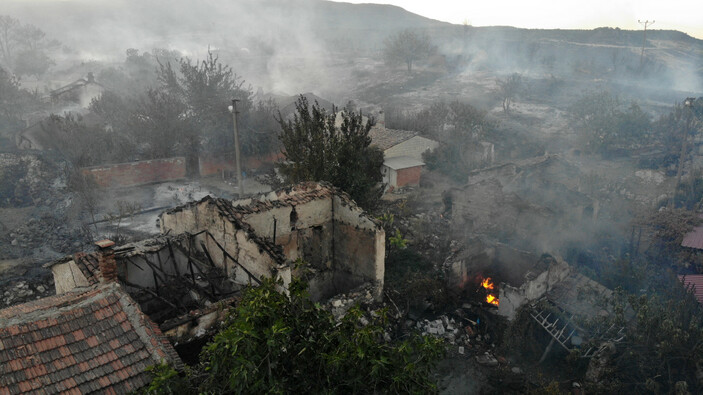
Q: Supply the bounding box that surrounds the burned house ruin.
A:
[0,182,386,392]
[159,181,385,301]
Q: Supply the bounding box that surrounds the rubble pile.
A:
[2,215,89,259]
[325,283,379,320]
[414,312,495,352]
[0,153,69,208]
[1,279,55,307]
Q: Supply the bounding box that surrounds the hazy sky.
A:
[332,0,703,39]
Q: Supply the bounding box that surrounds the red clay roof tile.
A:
[0,283,182,394]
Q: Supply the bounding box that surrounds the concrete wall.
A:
[232,193,384,299]
[81,157,186,188]
[238,198,334,269]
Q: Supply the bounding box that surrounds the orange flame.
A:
[481,277,494,290]
[480,276,499,306]
[486,294,499,306]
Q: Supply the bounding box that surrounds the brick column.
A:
[95,239,117,283]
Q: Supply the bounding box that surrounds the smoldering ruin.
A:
[1,0,703,393]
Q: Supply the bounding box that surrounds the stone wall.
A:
[332,194,385,298]
[497,257,571,320]
[81,157,186,188]
[159,184,385,301]
[159,199,288,286]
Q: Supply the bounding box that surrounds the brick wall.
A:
[199,152,283,177]
[81,157,186,188]
[395,165,422,187]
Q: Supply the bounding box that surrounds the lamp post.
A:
[228,99,244,197]
[670,98,697,208]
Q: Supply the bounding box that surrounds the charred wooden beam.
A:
[167,239,181,277]
[120,277,182,312]
[203,231,262,285]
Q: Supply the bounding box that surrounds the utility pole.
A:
[638,20,654,68]
[229,99,244,197]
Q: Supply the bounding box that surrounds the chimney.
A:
[95,239,117,283]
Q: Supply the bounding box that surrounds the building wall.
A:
[395,166,422,187]
[199,152,284,177]
[382,166,397,188]
[159,200,285,286]
[497,259,571,320]
[119,246,192,291]
[160,189,385,301]
[81,157,186,188]
[449,179,553,240]
[239,198,334,269]
[332,195,385,299]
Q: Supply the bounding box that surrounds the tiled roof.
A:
[232,182,339,214]
[680,275,703,305]
[73,252,100,285]
[682,226,703,250]
[0,283,183,394]
[369,127,417,151]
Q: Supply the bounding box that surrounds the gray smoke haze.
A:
[3,0,448,99]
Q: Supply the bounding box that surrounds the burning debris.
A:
[480,276,499,306]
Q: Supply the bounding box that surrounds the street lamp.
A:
[228,99,244,197]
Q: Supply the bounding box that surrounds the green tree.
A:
[582,279,703,393]
[383,29,433,73]
[652,98,703,170]
[157,50,253,165]
[496,73,522,113]
[640,208,703,272]
[132,89,189,159]
[569,91,652,155]
[0,16,58,76]
[420,101,497,181]
[276,96,384,208]
[145,277,444,394]
[153,49,280,174]
[0,66,24,132]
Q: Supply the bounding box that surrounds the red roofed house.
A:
[681,218,703,250]
[368,123,438,191]
[679,275,703,305]
[680,219,703,305]
[0,242,183,394]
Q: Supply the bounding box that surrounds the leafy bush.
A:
[145,277,444,394]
